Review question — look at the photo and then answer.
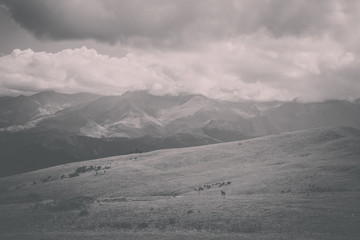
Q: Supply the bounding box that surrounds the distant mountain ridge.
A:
[0,91,100,131]
[1,90,360,177]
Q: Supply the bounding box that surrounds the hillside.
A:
[0,126,359,239]
[1,91,360,177]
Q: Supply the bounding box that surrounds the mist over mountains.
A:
[1,90,360,177]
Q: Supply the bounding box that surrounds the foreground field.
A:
[1,127,360,239]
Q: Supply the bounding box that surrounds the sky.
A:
[0,0,359,102]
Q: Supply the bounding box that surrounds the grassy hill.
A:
[0,126,360,239]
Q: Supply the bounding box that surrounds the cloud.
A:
[1,0,359,47]
[1,44,359,101]
[0,47,171,96]
[1,1,360,101]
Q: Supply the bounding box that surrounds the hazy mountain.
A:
[0,91,100,131]
[1,91,360,176]
[1,126,359,239]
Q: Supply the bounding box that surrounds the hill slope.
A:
[1,91,360,177]
[0,126,359,239]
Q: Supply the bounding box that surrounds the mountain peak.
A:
[32,90,58,97]
[121,90,153,98]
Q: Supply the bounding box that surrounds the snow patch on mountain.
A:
[111,111,163,129]
[157,95,216,123]
[0,114,53,132]
[79,121,108,138]
[0,103,72,132]
[36,103,71,116]
[231,108,255,119]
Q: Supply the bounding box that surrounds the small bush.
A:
[51,176,58,181]
[280,188,291,194]
[187,210,193,214]
[41,176,52,183]
[69,172,80,178]
[102,197,127,202]
[76,166,84,174]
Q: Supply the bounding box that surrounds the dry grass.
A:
[0,127,360,239]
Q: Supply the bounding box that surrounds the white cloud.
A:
[1,37,359,102]
[0,47,168,95]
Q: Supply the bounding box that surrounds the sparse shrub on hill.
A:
[76,166,88,174]
[69,165,108,178]
[101,197,127,202]
[39,175,61,183]
[195,180,232,192]
[280,188,291,194]
[40,176,52,183]
[68,172,80,178]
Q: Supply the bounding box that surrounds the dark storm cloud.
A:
[0,0,199,46]
[1,0,120,42]
[0,0,353,46]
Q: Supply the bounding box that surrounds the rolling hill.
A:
[1,90,360,177]
[0,126,359,239]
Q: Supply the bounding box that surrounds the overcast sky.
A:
[0,0,359,101]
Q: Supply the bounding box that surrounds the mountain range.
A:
[1,90,360,177]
